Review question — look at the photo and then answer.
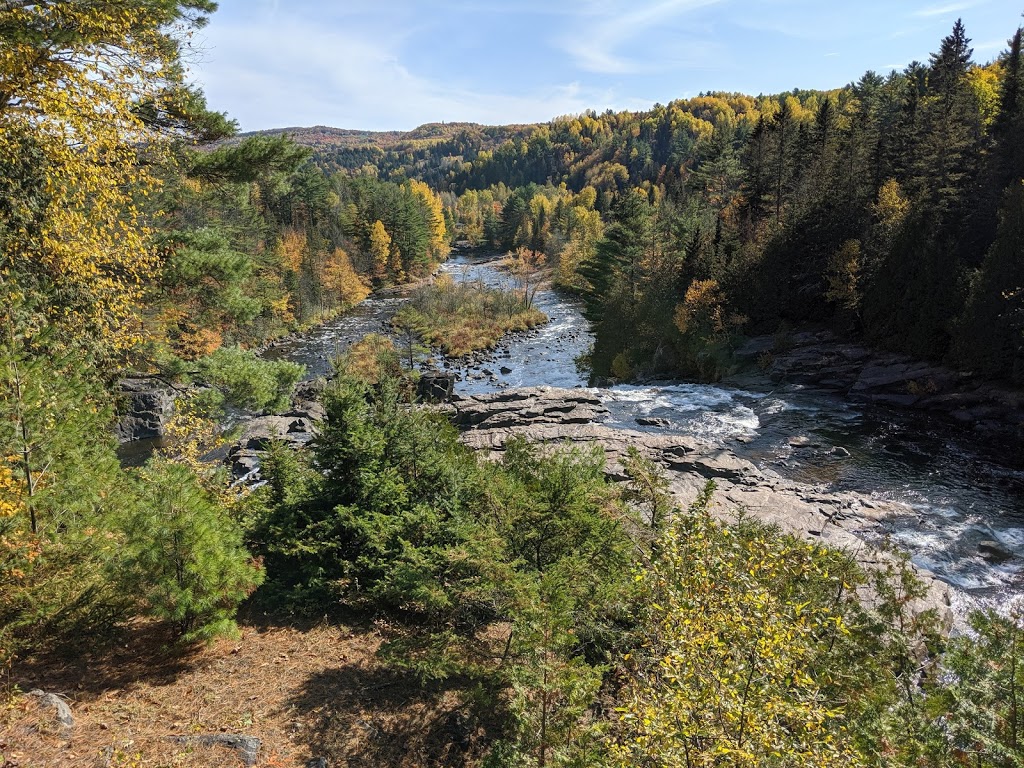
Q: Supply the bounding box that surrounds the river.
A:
[266,251,1024,609]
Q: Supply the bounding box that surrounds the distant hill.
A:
[237,122,534,153]
[230,92,815,194]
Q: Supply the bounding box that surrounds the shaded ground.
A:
[2,615,498,767]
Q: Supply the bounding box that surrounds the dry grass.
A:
[1,615,499,767]
[399,275,547,358]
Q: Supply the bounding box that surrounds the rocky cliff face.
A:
[116,378,178,442]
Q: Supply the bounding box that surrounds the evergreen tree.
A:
[916,19,980,212]
[993,28,1024,189]
[953,181,1024,379]
[120,461,263,643]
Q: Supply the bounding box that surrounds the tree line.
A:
[324,20,1022,384]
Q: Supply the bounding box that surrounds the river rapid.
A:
[266,251,1024,610]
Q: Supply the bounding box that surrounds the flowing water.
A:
[268,252,1024,609]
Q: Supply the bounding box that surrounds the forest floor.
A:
[1,613,496,767]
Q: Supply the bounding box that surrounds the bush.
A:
[196,345,304,412]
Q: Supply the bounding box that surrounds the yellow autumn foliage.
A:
[278,229,308,273]
[610,487,864,768]
[369,219,393,281]
[323,248,371,308]
[0,2,206,355]
[409,179,449,259]
[674,279,728,336]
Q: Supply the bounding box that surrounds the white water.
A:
[270,252,1024,608]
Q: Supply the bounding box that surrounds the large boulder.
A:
[116,378,177,442]
[28,689,74,731]
[227,412,319,481]
[418,370,456,403]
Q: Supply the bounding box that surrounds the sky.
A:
[186,0,1023,132]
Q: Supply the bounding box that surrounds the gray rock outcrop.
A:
[227,411,319,481]
[453,387,608,431]
[452,386,954,631]
[734,330,1024,445]
[116,378,177,442]
[28,689,74,730]
[418,370,456,403]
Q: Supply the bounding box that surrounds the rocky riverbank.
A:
[212,382,956,627]
[732,329,1024,451]
[451,386,955,629]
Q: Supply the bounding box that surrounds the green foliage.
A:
[0,322,120,536]
[336,175,450,281]
[230,373,1024,765]
[248,374,482,612]
[620,446,672,531]
[609,482,946,768]
[929,606,1024,766]
[188,134,311,184]
[119,460,263,643]
[390,307,430,371]
[611,484,861,766]
[0,316,260,658]
[953,181,1024,380]
[195,346,304,413]
[244,373,638,764]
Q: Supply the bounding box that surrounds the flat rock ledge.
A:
[453,386,954,631]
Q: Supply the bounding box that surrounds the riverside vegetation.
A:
[394,270,548,359]
[2,2,1024,766]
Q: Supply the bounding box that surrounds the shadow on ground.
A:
[285,661,504,768]
[12,620,203,697]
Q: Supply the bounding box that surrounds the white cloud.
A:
[558,0,725,74]
[188,16,623,130]
[913,1,984,18]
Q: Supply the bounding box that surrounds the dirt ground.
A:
[0,615,496,767]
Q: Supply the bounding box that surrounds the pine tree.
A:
[120,461,263,642]
[993,28,1024,188]
[916,19,981,212]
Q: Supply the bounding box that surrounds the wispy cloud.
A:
[558,0,724,74]
[914,1,984,18]
[974,37,1007,54]
[190,15,620,130]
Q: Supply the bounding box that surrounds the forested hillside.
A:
[264,20,1022,384]
[4,3,1024,766]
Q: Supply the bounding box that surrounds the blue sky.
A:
[186,0,1022,132]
